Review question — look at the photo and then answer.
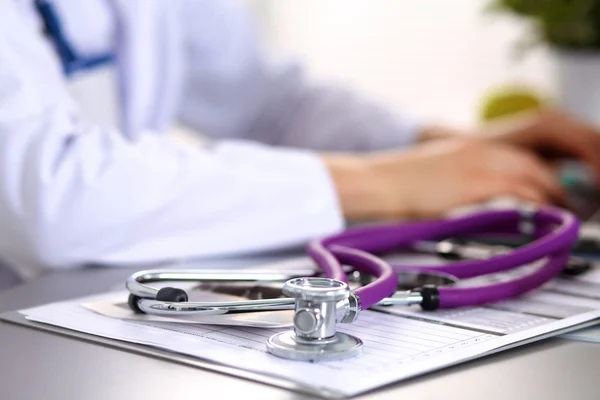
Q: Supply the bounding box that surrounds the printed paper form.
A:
[14,258,600,397]
[19,285,600,398]
[20,297,502,397]
[377,275,600,335]
[84,296,492,365]
[538,269,600,343]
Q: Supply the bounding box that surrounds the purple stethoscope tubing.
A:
[308,207,580,310]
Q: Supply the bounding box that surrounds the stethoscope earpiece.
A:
[128,287,189,314]
[156,287,189,302]
[128,294,143,314]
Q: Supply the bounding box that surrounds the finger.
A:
[570,126,600,188]
[494,147,567,205]
[468,176,550,206]
[513,152,567,206]
[504,182,549,206]
[543,113,600,187]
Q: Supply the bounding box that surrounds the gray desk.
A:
[1,265,600,400]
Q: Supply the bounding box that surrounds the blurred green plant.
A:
[488,0,600,50]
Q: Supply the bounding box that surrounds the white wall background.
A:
[253,0,557,127]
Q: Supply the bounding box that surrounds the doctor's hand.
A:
[323,138,565,220]
[480,109,600,186]
[421,109,600,186]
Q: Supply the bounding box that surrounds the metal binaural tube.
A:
[126,268,316,299]
[376,291,424,307]
[137,297,296,315]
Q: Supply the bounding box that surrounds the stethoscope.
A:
[126,206,580,362]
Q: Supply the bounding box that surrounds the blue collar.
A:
[34,0,114,76]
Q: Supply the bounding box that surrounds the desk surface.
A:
[1,263,600,400]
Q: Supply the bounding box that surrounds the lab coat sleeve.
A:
[177,0,420,152]
[0,2,344,270]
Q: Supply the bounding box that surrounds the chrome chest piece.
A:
[266,277,363,362]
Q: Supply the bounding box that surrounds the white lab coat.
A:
[0,0,418,279]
